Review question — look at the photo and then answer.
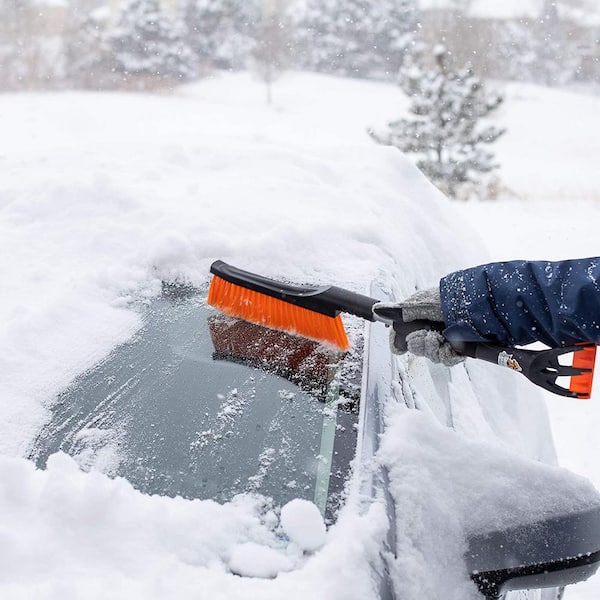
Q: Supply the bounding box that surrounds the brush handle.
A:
[451,340,595,398]
[393,317,595,398]
[317,286,378,321]
[210,260,378,320]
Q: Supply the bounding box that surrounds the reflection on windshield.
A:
[209,314,335,401]
[30,286,358,519]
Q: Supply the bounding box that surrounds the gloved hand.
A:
[402,329,465,367]
[372,288,465,367]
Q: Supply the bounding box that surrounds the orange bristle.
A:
[570,344,597,400]
[207,275,350,351]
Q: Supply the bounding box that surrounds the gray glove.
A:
[373,288,465,367]
[404,329,465,367]
[398,287,445,323]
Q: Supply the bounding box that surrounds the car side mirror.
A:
[467,505,600,598]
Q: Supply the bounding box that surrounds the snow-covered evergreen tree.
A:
[372,46,505,199]
[110,0,197,86]
[291,0,418,79]
[182,0,260,70]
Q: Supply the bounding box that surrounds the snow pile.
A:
[0,451,388,599]
[1,72,599,599]
[229,543,294,578]
[280,498,327,552]
[381,407,600,599]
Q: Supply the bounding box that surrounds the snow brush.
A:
[207,261,596,399]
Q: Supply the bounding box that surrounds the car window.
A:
[30,284,359,520]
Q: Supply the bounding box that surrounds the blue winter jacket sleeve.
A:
[439,257,600,347]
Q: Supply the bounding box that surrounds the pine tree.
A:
[110,0,197,86]
[291,0,418,79]
[372,46,505,199]
[182,0,261,70]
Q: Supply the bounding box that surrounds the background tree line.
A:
[1,0,598,92]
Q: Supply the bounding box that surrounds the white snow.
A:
[1,71,599,599]
[0,451,385,599]
[494,83,600,205]
[280,498,327,552]
[229,542,294,578]
[380,408,600,599]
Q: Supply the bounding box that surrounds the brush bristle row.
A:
[207,275,349,351]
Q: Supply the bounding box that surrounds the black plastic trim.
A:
[472,550,600,599]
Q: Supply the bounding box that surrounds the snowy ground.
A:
[494,82,600,205]
[2,72,600,599]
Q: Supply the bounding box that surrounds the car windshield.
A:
[31,285,359,519]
